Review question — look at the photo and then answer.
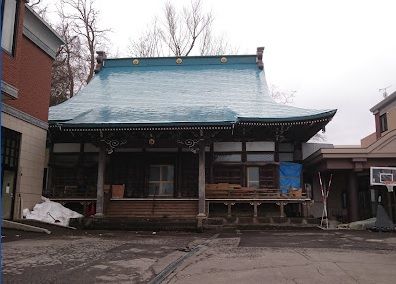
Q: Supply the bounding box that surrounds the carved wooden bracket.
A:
[176,138,204,153]
[275,125,291,142]
[101,137,127,154]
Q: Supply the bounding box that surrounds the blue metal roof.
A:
[49,55,336,126]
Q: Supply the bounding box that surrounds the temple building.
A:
[45,48,336,228]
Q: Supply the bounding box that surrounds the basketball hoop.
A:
[370,167,396,192]
[383,181,395,193]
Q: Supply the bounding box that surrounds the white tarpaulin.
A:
[23,197,83,227]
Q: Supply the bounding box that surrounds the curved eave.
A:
[48,110,336,131]
[238,109,337,123]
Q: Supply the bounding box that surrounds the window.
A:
[148,165,174,197]
[380,113,388,133]
[1,0,17,54]
[1,127,21,169]
[247,167,260,188]
[214,153,241,162]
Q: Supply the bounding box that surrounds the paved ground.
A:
[167,230,396,284]
[2,228,210,283]
[2,227,396,283]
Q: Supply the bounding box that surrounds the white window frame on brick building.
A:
[380,113,388,133]
[1,0,18,54]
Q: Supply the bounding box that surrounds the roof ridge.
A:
[105,54,256,61]
[100,55,260,69]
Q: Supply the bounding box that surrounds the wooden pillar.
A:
[278,202,285,217]
[251,202,258,218]
[209,143,214,183]
[198,142,206,215]
[227,203,232,218]
[293,142,303,162]
[197,142,206,229]
[176,146,182,198]
[302,203,307,217]
[274,142,279,162]
[96,145,106,216]
[241,141,247,187]
[348,171,359,222]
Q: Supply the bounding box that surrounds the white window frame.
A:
[247,167,260,188]
[1,0,18,54]
[148,164,174,197]
[380,113,388,133]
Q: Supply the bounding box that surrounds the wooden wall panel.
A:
[106,200,198,218]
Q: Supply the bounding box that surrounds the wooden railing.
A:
[46,185,97,198]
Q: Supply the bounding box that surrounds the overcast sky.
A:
[44,0,396,145]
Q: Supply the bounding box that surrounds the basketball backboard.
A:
[370,167,396,192]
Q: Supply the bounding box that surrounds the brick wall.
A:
[2,0,25,88]
[2,0,53,122]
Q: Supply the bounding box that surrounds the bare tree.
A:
[269,84,296,105]
[199,23,238,56]
[29,0,42,5]
[34,0,110,106]
[129,0,235,57]
[128,19,164,57]
[270,85,327,141]
[163,0,212,56]
[50,5,87,106]
[28,0,49,21]
[62,0,109,84]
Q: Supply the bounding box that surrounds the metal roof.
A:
[49,55,336,126]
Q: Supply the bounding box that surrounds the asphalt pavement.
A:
[2,228,396,283]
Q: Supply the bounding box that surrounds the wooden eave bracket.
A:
[94,51,107,73]
[256,47,264,70]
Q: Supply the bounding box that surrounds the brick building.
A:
[305,92,396,223]
[1,0,64,219]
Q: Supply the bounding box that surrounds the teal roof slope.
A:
[49,55,336,126]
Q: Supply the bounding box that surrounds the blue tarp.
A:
[279,162,302,194]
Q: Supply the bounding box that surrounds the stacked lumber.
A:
[206,183,282,199]
[255,188,281,198]
[205,183,238,198]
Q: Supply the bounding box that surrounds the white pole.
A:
[319,172,326,228]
